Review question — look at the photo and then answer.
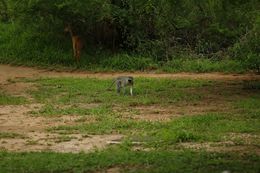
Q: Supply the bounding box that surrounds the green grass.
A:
[161,58,246,73]
[0,147,259,173]
[0,92,27,105]
[0,132,25,139]
[26,77,259,143]
[48,117,161,135]
[48,112,260,145]
[151,113,260,145]
[28,77,212,105]
[1,77,259,173]
[234,96,260,119]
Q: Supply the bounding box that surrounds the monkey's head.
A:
[128,79,133,85]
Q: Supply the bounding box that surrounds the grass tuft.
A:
[0,92,27,105]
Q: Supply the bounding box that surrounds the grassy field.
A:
[0,75,259,173]
[1,149,259,173]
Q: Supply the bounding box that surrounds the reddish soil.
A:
[1,65,259,84]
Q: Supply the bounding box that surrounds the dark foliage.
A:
[0,0,259,71]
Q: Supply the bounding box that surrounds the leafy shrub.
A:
[229,16,260,72]
[244,53,260,72]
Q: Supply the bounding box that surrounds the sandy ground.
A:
[0,64,259,153]
[1,65,259,84]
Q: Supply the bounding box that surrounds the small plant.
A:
[0,92,27,105]
[26,140,38,145]
[54,135,76,143]
[244,53,260,73]
[0,132,26,139]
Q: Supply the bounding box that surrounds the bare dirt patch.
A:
[124,102,230,121]
[95,167,121,173]
[1,65,259,84]
[224,133,260,146]
[115,83,241,122]
[0,81,36,100]
[0,132,123,153]
[0,104,78,132]
[0,103,122,152]
[178,141,260,155]
[51,134,123,153]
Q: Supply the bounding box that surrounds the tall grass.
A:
[1,148,259,173]
[162,58,245,73]
[0,23,74,67]
[0,92,27,105]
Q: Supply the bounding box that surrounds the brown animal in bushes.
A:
[64,24,83,61]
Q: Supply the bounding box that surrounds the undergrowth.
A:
[0,23,252,73]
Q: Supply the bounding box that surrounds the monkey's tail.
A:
[106,80,116,91]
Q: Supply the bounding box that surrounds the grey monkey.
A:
[108,76,134,96]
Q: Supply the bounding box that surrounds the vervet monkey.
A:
[108,76,134,96]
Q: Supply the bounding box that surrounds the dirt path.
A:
[0,103,123,153]
[0,64,259,84]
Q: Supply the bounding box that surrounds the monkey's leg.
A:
[130,86,133,96]
[116,82,121,94]
[123,86,126,95]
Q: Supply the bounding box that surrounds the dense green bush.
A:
[229,16,260,72]
[0,23,75,66]
[244,53,260,72]
[0,0,259,72]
